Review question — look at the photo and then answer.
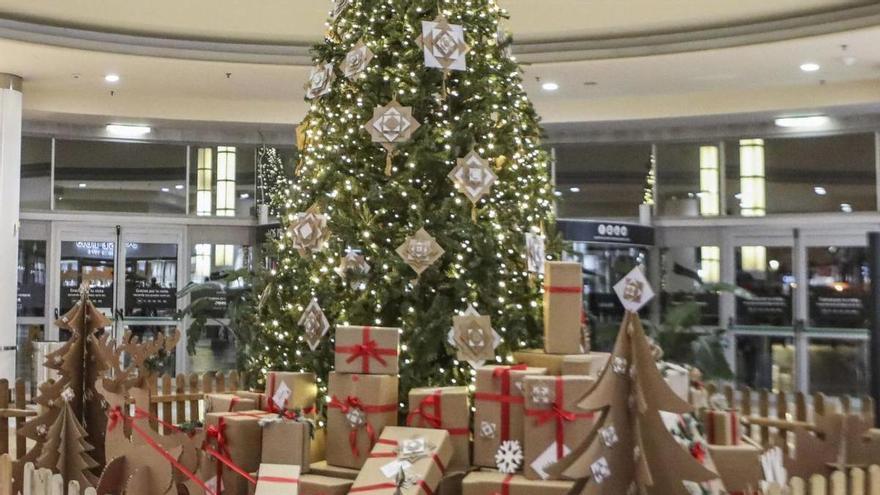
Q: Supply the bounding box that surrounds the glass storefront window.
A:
[735,335,794,392]
[725,134,875,215]
[809,339,867,395]
[20,137,52,210]
[660,246,720,325]
[553,143,653,218]
[656,143,721,217]
[54,140,187,214]
[189,145,256,218]
[735,246,793,326]
[17,240,46,317]
[124,243,178,318]
[59,240,115,315]
[807,246,869,329]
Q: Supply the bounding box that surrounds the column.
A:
[0,74,22,381]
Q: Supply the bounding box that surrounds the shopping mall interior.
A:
[2,1,880,400]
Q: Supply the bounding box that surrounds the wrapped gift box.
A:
[203,410,276,495]
[707,444,763,493]
[206,393,258,414]
[462,471,573,495]
[437,472,464,495]
[254,464,300,495]
[308,460,359,480]
[543,261,586,354]
[326,372,398,469]
[522,375,596,480]
[350,426,453,495]
[513,349,610,376]
[703,409,741,445]
[264,372,318,415]
[249,473,353,495]
[235,391,266,410]
[473,365,546,468]
[335,325,400,375]
[407,386,470,473]
[261,418,312,472]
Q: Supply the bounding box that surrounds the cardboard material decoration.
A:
[543,261,587,354]
[35,400,100,488]
[461,470,574,495]
[334,325,400,375]
[255,464,301,495]
[308,460,359,481]
[407,387,471,473]
[298,299,331,351]
[349,426,454,495]
[205,393,258,414]
[784,414,843,479]
[264,371,318,414]
[202,410,275,495]
[513,349,609,376]
[365,99,422,175]
[261,418,312,472]
[396,227,444,276]
[250,474,353,495]
[707,443,763,493]
[325,372,399,469]
[448,304,501,369]
[418,15,470,72]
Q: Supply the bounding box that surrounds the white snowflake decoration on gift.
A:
[60,387,76,403]
[448,150,497,204]
[591,457,611,484]
[495,440,523,474]
[298,299,330,350]
[479,421,497,439]
[304,63,335,100]
[600,426,619,447]
[530,383,553,405]
[612,356,629,375]
[418,15,470,72]
[36,424,48,437]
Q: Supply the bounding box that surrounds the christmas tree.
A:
[36,397,101,489]
[252,0,555,403]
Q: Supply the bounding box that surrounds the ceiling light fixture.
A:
[78,183,87,188]
[541,81,559,91]
[175,184,184,190]
[106,124,152,137]
[799,62,820,72]
[774,115,830,128]
[240,193,250,199]
[569,187,580,193]
[813,186,827,196]
[161,187,170,192]
[841,203,853,213]
[104,74,120,83]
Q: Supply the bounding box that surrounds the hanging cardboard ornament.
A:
[365,99,421,175]
[613,266,654,313]
[396,227,444,276]
[299,299,330,350]
[305,63,335,100]
[448,150,498,205]
[418,15,470,72]
[334,250,371,279]
[288,205,330,256]
[447,304,500,368]
[525,232,546,275]
[341,40,374,79]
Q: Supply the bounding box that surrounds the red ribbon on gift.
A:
[203,410,274,488]
[474,364,527,441]
[259,475,300,484]
[491,474,515,495]
[328,395,397,457]
[706,410,740,445]
[336,326,398,374]
[228,395,239,412]
[525,376,594,461]
[543,285,581,293]
[406,389,469,436]
[350,482,434,494]
[371,438,447,475]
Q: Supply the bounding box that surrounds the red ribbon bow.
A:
[474,365,528,441]
[525,377,594,461]
[407,392,443,429]
[328,394,396,458]
[337,326,397,373]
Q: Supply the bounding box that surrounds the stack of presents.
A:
[194,261,616,494]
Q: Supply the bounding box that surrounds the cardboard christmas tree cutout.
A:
[36,391,101,488]
[547,267,718,494]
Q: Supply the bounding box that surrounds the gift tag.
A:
[530,441,571,480]
[380,459,413,479]
[272,381,291,410]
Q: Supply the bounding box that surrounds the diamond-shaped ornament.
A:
[304,63,335,100]
[600,426,619,447]
[346,407,366,428]
[418,15,470,71]
[448,304,500,368]
[448,150,498,204]
[613,266,655,312]
[530,383,553,405]
[479,421,497,439]
[396,228,444,276]
[365,100,420,151]
[298,299,330,350]
[288,205,330,256]
[591,457,611,484]
[341,40,373,79]
[334,250,370,279]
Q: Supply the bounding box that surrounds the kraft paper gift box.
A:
[707,444,763,493]
[437,472,465,495]
[261,418,312,472]
[308,460,359,480]
[542,261,587,354]
[325,372,399,469]
[335,325,400,375]
[299,474,352,495]
[206,393,258,414]
[702,409,741,445]
[461,471,573,495]
[350,426,453,495]
[521,375,596,480]
[264,371,318,414]
[254,464,301,495]
[473,364,546,468]
[407,386,470,473]
[235,390,267,410]
[203,410,276,495]
[513,349,610,376]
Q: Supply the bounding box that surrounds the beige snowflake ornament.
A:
[341,40,374,79]
[396,228,444,276]
[298,298,330,351]
[305,63,335,100]
[447,304,500,368]
[365,99,421,175]
[448,150,498,204]
[288,205,330,256]
[418,15,470,72]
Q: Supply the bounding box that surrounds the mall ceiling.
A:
[0,0,878,127]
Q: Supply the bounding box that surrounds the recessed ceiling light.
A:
[841,203,853,213]
[240,193,250,199]
[799,62,820,72]
[106,124,151,137]
[174,184,184,190]
[553,190,562,197]
[104,74,120,83]
[160,187,170,192]
[78,183,87,188]
[569,187,580,193]
[813,186,827,196]
[774,115,830,128]
[542,81,559,91]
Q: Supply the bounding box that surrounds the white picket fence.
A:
[763,465,880,495]
[0,456,96,495]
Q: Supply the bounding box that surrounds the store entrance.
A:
[50,223,185,374]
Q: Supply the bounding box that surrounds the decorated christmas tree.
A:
[252,0,556,403]
[547,268,718,494]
